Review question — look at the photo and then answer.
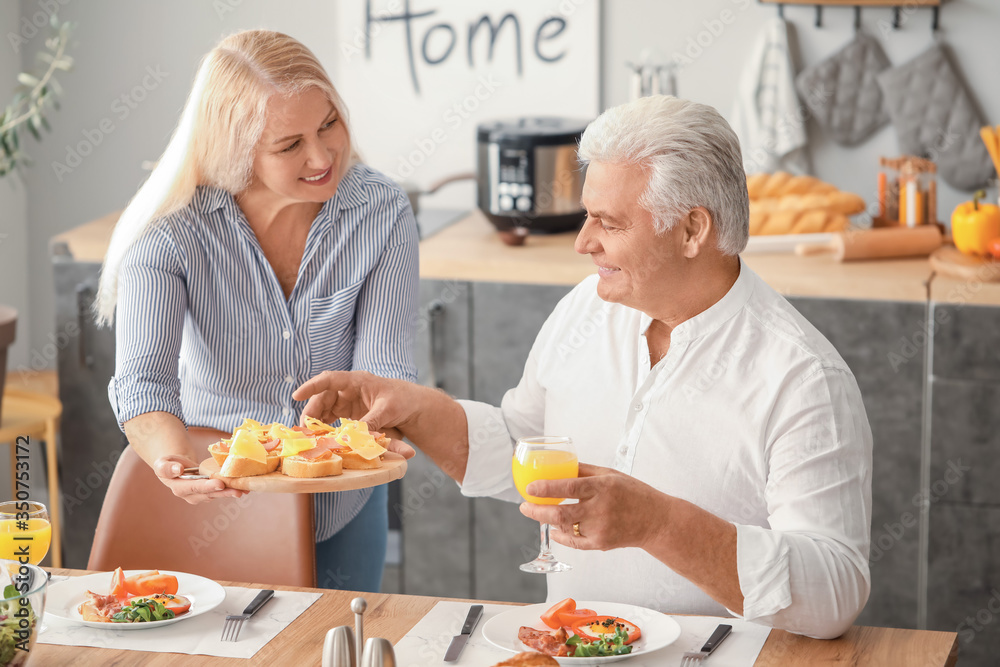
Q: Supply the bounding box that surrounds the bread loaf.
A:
[751,191,866,216]
[749,209,850,235]
[746,171,865,235]
[746,172,837,199]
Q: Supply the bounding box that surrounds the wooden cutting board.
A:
[198,452,407,493]
[929,246,1000,282]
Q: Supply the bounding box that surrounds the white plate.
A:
[482,601,681,665]
[45,570,226,630]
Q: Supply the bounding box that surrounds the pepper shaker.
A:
[360,637,397,667]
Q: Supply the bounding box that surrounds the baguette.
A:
[209,441,280,473]
[746,171,838,199]
[750,191,865,216]
[751,209,849,235]
[219,452,272,477]
[746,171,864,236]
[340,450,384,470]
[282,452,343,478]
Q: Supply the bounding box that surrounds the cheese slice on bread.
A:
[208,418,389,478]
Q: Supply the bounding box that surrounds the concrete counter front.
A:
[51,210,1000,666]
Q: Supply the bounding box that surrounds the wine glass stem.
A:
[539,522,554,560]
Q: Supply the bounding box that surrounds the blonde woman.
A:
[96,30,418,592]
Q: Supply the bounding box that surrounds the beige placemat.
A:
[38,585,320,659]
[393,600,771,666]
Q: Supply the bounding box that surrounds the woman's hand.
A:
[152,454,247,504]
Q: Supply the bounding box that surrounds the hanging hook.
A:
[854,6,862,32]
[815,5,823,28]
[931,6,940,32]
[892,6,901,30]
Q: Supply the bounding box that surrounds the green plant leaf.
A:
[17,73,39,87]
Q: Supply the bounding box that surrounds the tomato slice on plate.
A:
[540,598,576,629]
[124,570,160,597]
[557,608,598,627]
[570,616,642,645]
[109,567,128,602]
[130,573,179,596]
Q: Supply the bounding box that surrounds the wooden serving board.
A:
[198,452,407,493]
[929,246,1000,283]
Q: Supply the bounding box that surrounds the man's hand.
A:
[519,463,664,551]
[293,371,413,433]
[153,455,247,505]
[521,462,744,614]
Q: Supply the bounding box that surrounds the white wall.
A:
[0,2,30,370]
[17,0,335,372]
[602,0,1000,222]
[14,0,1000,368]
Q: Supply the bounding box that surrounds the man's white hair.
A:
[578,95,749,255]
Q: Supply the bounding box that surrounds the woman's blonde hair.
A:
[95,29,357,324]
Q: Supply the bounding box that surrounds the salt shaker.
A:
[360,637,397,667]
[322,626,356,667]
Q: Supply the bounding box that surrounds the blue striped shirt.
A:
[108,163,419,541]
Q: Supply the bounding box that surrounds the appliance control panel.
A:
[494,147,533,214]
[497,182,534,212]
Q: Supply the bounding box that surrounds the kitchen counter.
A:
[420,211,950,303]
[54,209,955,304]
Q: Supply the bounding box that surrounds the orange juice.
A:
[512,450,579,504]
[0,519,52,564]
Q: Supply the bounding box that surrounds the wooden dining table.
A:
[34,569,958,666]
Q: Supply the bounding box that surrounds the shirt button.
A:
[633,402,643,412]
[282,407,291,416]
[618,446,628,455]
[282,330,291,340]
[284,375,294,384]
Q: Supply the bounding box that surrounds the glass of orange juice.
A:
[0,502,52,566]
[513,436,578,574]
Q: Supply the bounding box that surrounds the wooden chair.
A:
[88,427,315,587]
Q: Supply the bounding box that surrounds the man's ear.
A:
[680,207,714,258]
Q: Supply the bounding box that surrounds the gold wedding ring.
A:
[572,522,582,537]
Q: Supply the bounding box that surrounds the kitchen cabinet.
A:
[469,282,572,603]
[789,298,927,630]
[926,303,1000,666]
[397,280,474,598]
[50,244,125,568]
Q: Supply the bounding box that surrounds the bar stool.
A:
[0,388,63,567]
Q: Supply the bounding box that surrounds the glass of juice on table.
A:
[513,436,578,573]
[0,502,51,565]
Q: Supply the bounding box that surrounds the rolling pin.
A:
[794,225,943,261]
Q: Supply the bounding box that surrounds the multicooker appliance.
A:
[476,117,591,238]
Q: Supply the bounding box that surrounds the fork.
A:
[680,623,732,666]
[221,589,274,642]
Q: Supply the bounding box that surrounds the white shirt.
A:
[459,261,872,639]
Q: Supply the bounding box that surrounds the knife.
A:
[443,604,483,662]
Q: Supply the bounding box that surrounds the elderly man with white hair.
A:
[294,95,873,640]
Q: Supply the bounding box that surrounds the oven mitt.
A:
[877,43,994,191]
[795,32,890,146]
